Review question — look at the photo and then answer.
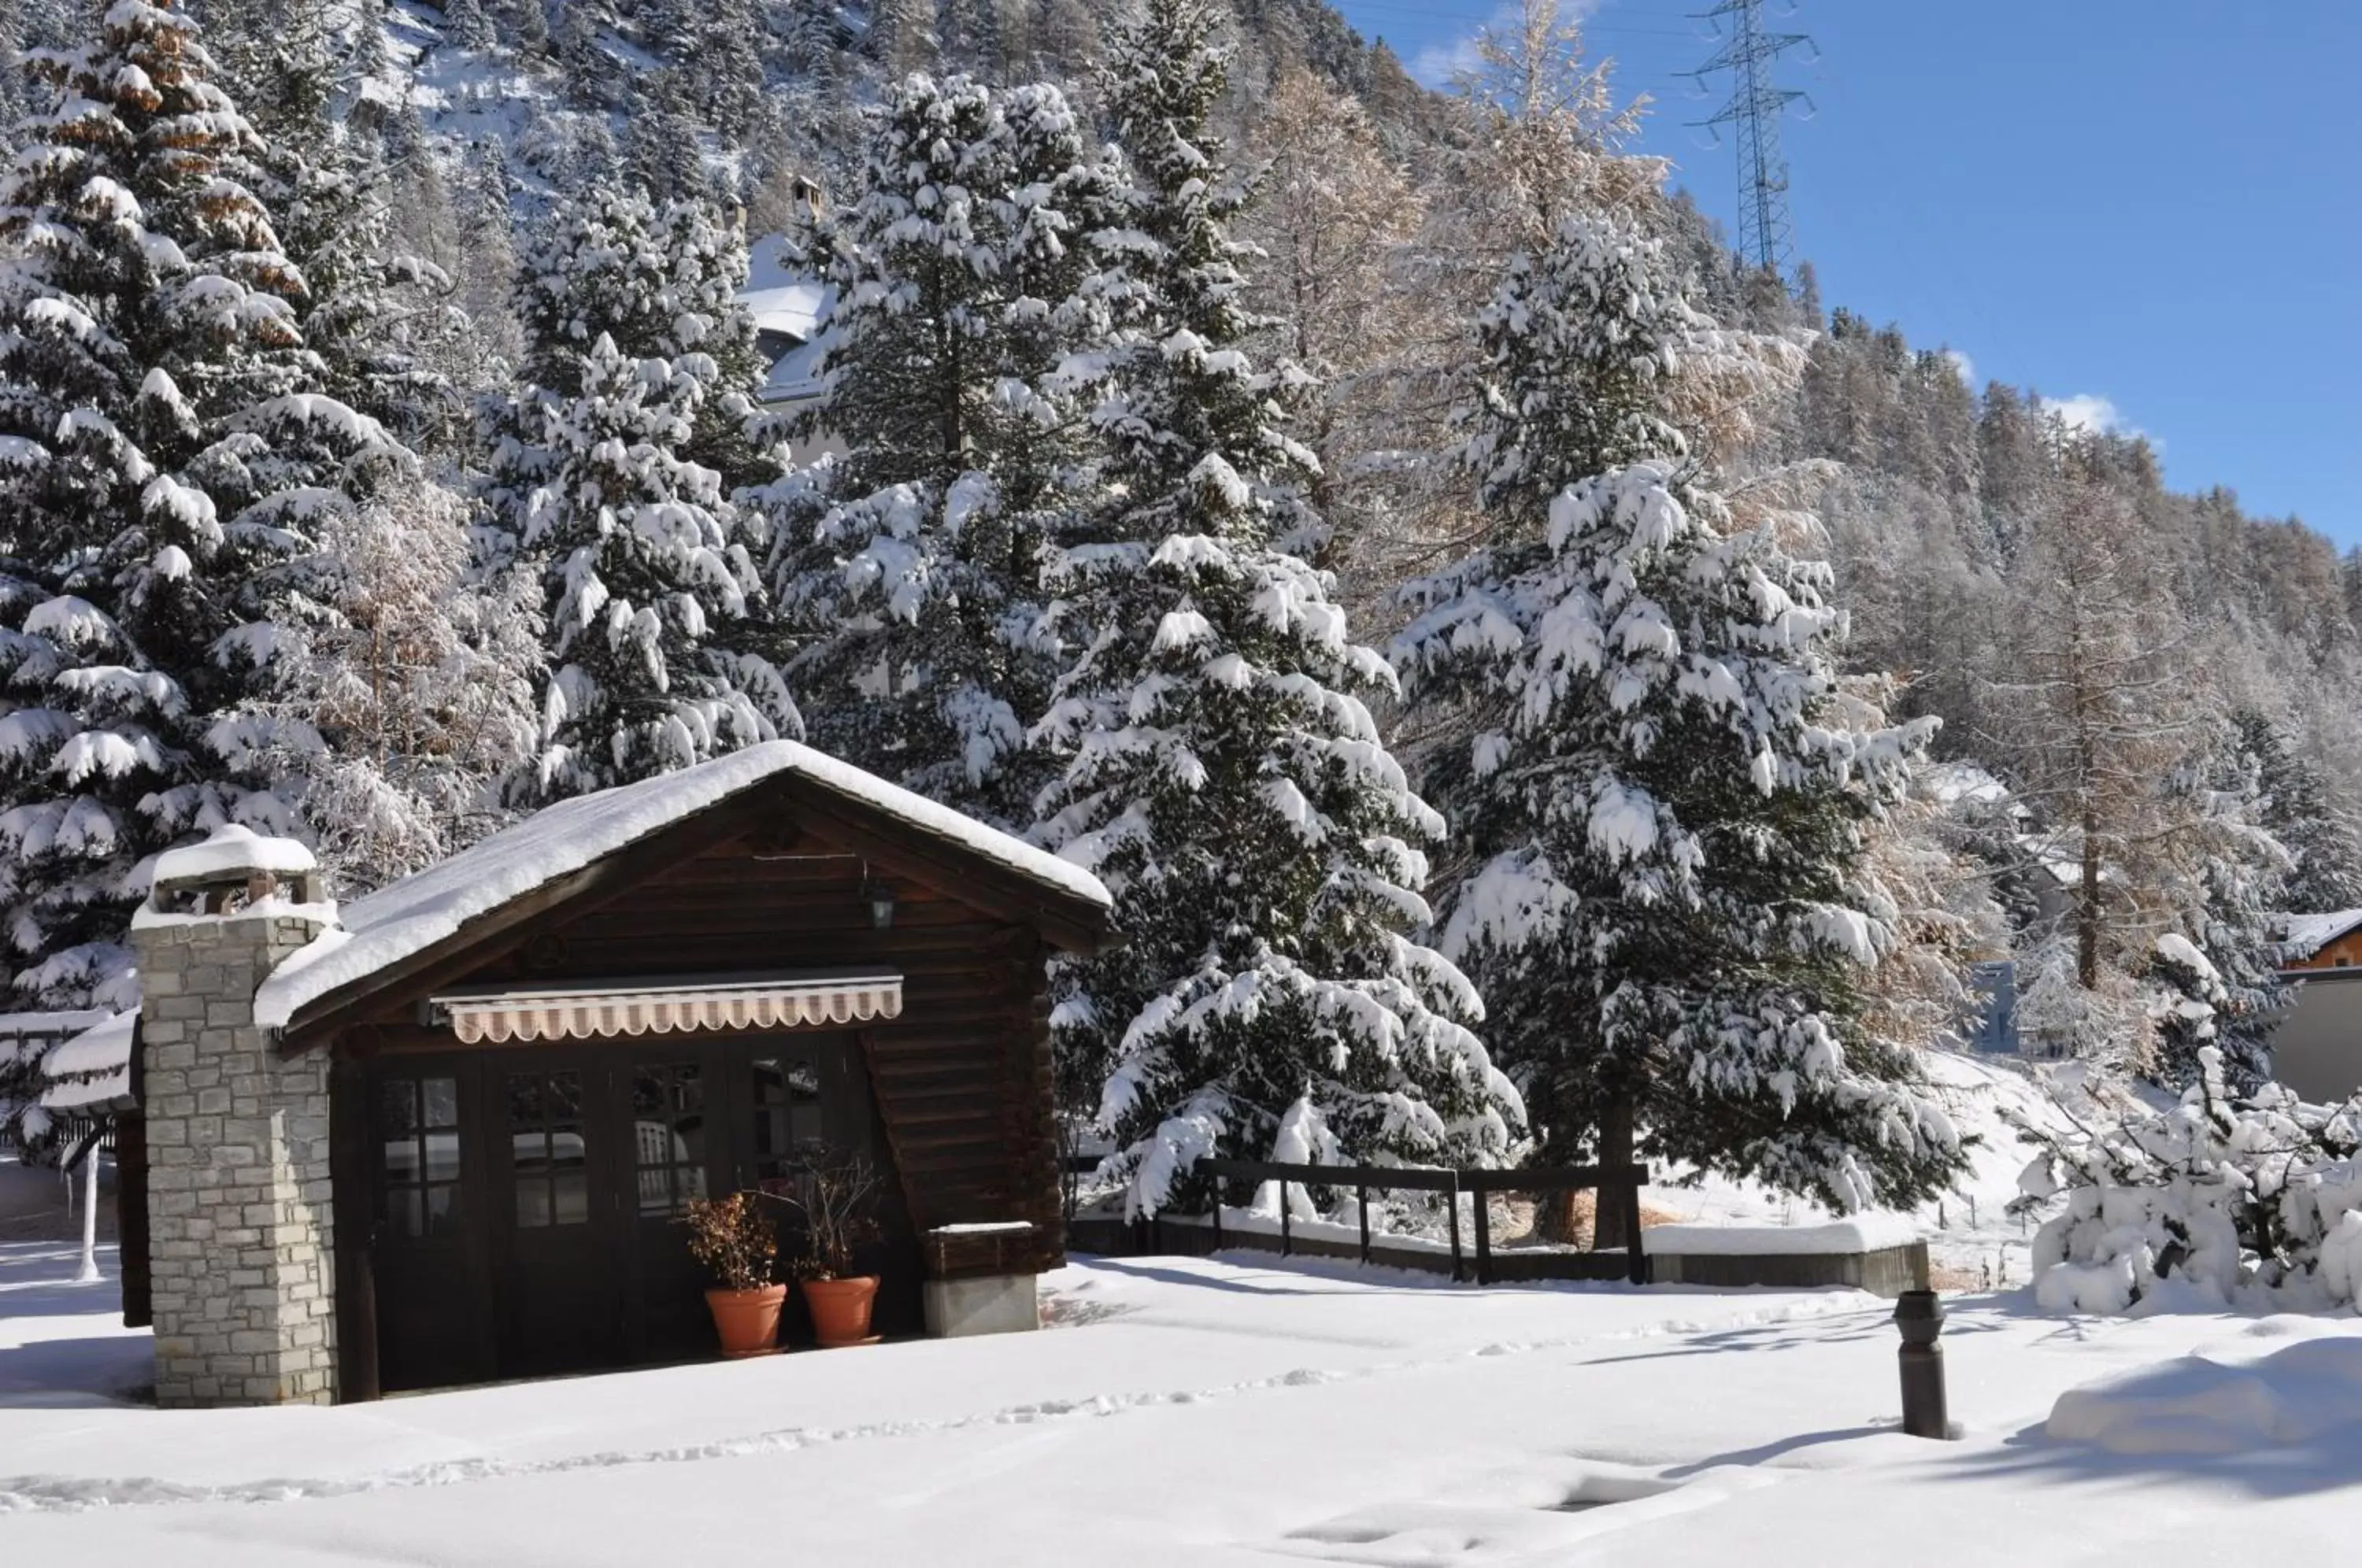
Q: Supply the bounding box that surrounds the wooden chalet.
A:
[2271,909,2362,1105]
[95,742,1115,1404]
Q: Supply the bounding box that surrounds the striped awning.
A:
[431,971,903,1046]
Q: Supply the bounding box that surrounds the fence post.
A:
[1472,1178,1492,1286]
[1447,1173,1464,1283]
[1212,1182,1224,1253]
[1895,1290,1951,1439]
[1357,1182,1371,1266]
[1279,1180,1293,1257]
[1622,1165,1646,1285]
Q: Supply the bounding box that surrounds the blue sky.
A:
[1328,0,2362,545]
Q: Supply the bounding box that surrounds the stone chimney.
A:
[131,826,340,1407]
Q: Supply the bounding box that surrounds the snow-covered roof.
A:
[2015,832,2098,888]
[0,1009,111,1079]
[744,281,828,342]
[742,233,833,405]
[0,1009,112,1041]
[2281,908,2362,961]
[761,334,829,405]
[39,1009,135,1112]
[1920,761,2010,808]
[254,741,1113,1033]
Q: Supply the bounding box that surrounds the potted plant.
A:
[787,1153,886,1348]
[683,1191,787,1357]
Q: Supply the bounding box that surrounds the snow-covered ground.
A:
[8,1236,2362,1564]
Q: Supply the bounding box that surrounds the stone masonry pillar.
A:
[131,827,339,1407]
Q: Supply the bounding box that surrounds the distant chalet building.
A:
[50,744,1113,1406]
[2271,909,2362,1103]
[744,231,842,465]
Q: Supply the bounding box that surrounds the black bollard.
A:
[1894,1289,1951,1440]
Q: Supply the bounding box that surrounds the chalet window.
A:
[509,1070,589,1228]
[752,1056,824,1194]
[379,1076,461,1238]
[632,1063,709,1216]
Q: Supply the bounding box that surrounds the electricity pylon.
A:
[1687,0,1813,276]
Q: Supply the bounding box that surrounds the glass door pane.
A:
[630,1062,707,1216]
[751,1053,824,1196]
[508,1069,588,1228]
[379,1073,463,1240]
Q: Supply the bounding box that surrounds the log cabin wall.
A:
[337,821,1066,1274]
[2289,926,2362,972]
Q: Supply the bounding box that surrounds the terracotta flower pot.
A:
[802,1275,881,1348]
[705,1284,788,1358]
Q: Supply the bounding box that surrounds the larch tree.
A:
[1036,0,1523,1218]
[1236,68,1427,604]
[758,72,1122,827]
[1393,213,1966,1229]
[263,484,542,892]
[0,0,399,1137]
[1983,437,2208,1072]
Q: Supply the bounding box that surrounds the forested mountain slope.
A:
[0,0,2352,1200]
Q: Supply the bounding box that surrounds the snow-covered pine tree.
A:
[1036,0,1523,1217]
[1393,213,1966,1219]
[759,72,1121,826]
[217,0,472,455]
[0,0,400,1139]
[488,183,772,516]
[684,0,765,131]
[2014,929,2145,1070]
[555,0,616,109]
[2147,933,2233,1096]
[498,0,547,54]
[442,0,499,52]
[868,0,935,77]
[504,332,794,801]
[624,68,711,202]
[2237,707,2362,915]
[479,183,792,801]
[2143,724,2293,1092]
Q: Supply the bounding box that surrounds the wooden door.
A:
[368,1059,492,1391]
[731,1032,921,1338]
[491,1060,622,1378]
[615,1046,733,1363]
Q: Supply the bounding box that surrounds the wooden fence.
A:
[1072,1156,1652,1287]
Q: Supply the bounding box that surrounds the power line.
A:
[1684,0,1812,276]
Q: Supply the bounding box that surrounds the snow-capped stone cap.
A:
[137,824,334,930]
[152,823,317,885]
